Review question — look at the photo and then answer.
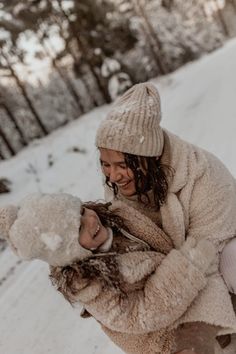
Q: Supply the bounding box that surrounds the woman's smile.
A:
[99,148,136,196]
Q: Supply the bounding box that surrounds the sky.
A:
[0,38,236,354]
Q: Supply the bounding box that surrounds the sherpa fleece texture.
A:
[55,200,214,353]
[100,130,236,352]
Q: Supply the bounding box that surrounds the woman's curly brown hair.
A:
[105,153,174,210]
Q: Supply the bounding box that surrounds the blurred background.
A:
[1,2,236,353]
[1,0,236,161]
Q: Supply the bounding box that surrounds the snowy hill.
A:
[0,38,236,354]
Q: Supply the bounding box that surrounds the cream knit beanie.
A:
[0,193,93,267]
[96,82,164,157]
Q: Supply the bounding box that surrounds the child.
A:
[0,193,235,353]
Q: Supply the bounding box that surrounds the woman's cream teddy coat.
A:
[77,130,236,353]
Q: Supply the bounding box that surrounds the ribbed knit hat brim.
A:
[96,82,164,157]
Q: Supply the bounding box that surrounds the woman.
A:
[0,193,218,353]
[95,82,236,352]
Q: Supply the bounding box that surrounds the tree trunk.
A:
[1,50,48,136]
[0,124,16,156]
[227,0,236,12]
[56,0,111,103]
[0,101,27,146]
[53,16,99,108]
[38,30,84,115]
[132,0,168,75]
[214,0,230,36]
[161,0,174,11]
[198,0,208,18]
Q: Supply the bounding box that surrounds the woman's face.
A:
[79,207,108,250]
[99,148,136,197]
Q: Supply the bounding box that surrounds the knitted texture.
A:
[96,82,164,156]
[0,193,93,266]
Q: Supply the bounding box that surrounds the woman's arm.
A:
[73,237,215,334]
[187,153,236,249]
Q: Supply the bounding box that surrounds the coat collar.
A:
[162,129,190,194]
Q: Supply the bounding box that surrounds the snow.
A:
[1,38,236,353]
[113,101,138,114]
[40,232,63,251]
[140,136,145,143]
[101,58,121,78]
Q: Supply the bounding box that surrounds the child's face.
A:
[78,207,108,250]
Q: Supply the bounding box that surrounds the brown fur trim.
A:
[50,254,124,303]
[78,255,122,288]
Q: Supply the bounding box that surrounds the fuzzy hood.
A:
[0,193,93,266]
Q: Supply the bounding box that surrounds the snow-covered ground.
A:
[0,38,236,354]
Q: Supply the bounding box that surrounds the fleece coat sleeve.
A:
[173,152,236,333]
[187,152,236,250]
[75,246,208,334]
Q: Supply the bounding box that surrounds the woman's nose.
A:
[109,167,122,183]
